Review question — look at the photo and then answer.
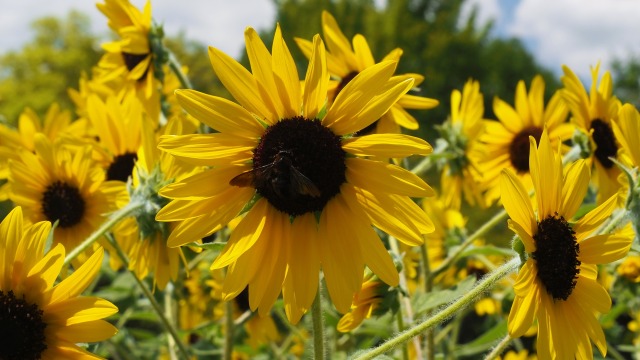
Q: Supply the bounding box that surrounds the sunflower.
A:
[612,103,640,170]
[8,135,121,263]
[0,103,90,200]
[157,26,434,323]
[97,0,161,122]
[438,79,486,209]
[337,272,398,332]
[501,128,632,359]
[295,11,438,135]
[0,206,118,359]
[478,75,573,205]
[115,115,199,289]
[561,64,621,203]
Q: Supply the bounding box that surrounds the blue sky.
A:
[1,0,640,82]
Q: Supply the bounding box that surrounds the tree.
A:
[0,11,101,124]
[612,55,640,108]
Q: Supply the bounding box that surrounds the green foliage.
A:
[0,11,101,124]
[612,55,640,108]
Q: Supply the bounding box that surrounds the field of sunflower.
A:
[2,0,640,359]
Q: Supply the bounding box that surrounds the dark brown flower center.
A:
[249,117,346,216]
[107,152,138,182]
[41,181,85,228]
[532,213,580,301]
[0,290,47,360]
[590,118,617,169]
[509,126,543,173]
[122,52,150,81]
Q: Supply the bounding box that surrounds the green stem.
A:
[599,208,630,235]
[63,200,144,267]
[432,208,508,278]
[106,235,191,360]
[420,243,435,360]
[410,156,434,175]
[483,334,511,360]
[389,236,423,359]
[164,283,179,360]
[224,300,234,360]
[168,52,193,90]
[312,283,325,360]
[352,258,520,360]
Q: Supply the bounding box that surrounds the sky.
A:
[1,0,640,82]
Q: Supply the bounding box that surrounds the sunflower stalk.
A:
[224,300,235,360]
[106,235,191,360]
[431,207,508,278]
[312,282,326,360]
[63,199,145,267]
[167,51,193,90]
[352,257,520,360]
[420,242,435,360]
[483,334,511,360]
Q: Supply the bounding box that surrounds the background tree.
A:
[612,55,640,108]
[0,11,100,124]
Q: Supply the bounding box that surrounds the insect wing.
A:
[229,163,277,188]
[289,166,321,197]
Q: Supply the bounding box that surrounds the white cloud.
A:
[508,0,640,79]
[460,0,501,29]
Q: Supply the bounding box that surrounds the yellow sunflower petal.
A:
[573,276,611,314]
[15,220,51,280]
[512,259,537,296]
[208,46,274,122]
[352,34,375,69]
[45,297,118,325]
[25,243,65,293]
[561,159,590,219]
[166,187,254,247]
[344,184,426,246]
[323,61,397,130]
[175,90,264,137]
[346,158,433,197]
[507,219,536,253]
[45,342,104,359]
[397,94,439,109]
[342,134,431,158]
[272,24,302,118]
[212,198,269,269]
[500,169,536,236]
[52,320,118,343]
[158,134,255,166]
[579,233,632,264]
[573,193,618,241]
[221,247,262,301]
[245,27,284,119]
[289,212,320,312]
[302,35,328,120]
[319,195,365,314]
[0,207,25,284]
[493,97,522,134]
[48,248,104,304]
[321,11,359,71]
[332,78,414,135]
[534,129,561,219]
[159,165,246,200]
[514,80,531,126]
[507,281,539,337]
[568,296,607,357]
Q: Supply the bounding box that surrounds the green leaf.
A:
[412,276,476,316]
[453,320,508,357]
[191,242,228,251]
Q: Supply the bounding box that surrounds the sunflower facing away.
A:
[0,207,118,359]
[8,135,121,263]
[97,0,161,122]
[501,129,632,359]
[561,64,621,203]
[295,11,438,135]
[157,26,435,323]
[478,75,573,205]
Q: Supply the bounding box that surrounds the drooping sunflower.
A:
[612,103,640,170]
[438,79,486,209]
[561,64,621,203]
[501,128,632,359]
[295,11,438,135]
[157,26,434,323]
[337,272,398,332]
[8,135,121,262]
[0,206,118,359]
[115,115,199,289]
[97,0,161,122]
[478,75,573,205]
